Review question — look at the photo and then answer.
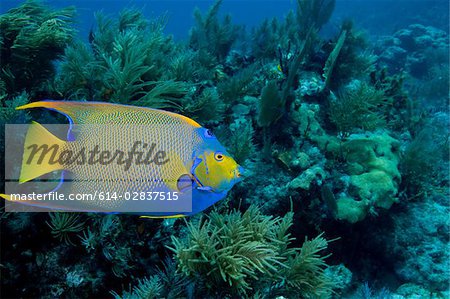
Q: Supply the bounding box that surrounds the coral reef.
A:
[257,80,284,127]
[328,81,389,137]
[0,0,448,298]
[0,0,75,94]
[334,132,401,222]
[296,0,335,39]
[376,24,449,108]
[399,117,448,198]
[47,213,85,245]
[170,206,336,297]
[251,0,334,59]
[388,194,450,291]
[56,10,180,105]
[323,29,347,88]
[280,98,402,224]
[190,0,241,63]
[323,21,377,89]
[376,24,449,78]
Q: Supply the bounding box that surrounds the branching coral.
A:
[93,11,174,102]
[136,80,190,110]
[77,215,135,278]
[56,9,179,105]
[323,30,347,88]
[117,8,148,32]
[46,213,85,245]
[0,0,75,93]
[169,206,336,297]
[258,35,312,128]
[251,18,288,59]
[296,0,336,39]
[111,276,162,299]
[171,210,282,292]
[0,78,6,102]
[101,29,154,103]
[180,87,225,125]
[190,0,241,62]
[56,42,103,100]
[282,233,335,297]
[325,21,376,89]
[258,80,284,127]
[280,34,313,109]
[225,121,255,164]
[165,50,199,82]
[251,0,335,59]
[0,91,30,124]
[217,65,257,104]
[111,258,189,299]
[399,124,448,198]
[329,81,389,137]
[153,258,190,299]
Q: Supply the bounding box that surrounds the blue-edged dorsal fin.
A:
[16,100,202,128]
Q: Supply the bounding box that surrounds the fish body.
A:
[2,101,243,217]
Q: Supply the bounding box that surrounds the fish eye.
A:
[214,152,224,161]
[204,129,214,138]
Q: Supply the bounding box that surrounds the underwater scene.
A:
[0,0,449,298]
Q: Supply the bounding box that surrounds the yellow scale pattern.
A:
[28,102,203,211]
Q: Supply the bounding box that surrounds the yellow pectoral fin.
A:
[20,121,66,183]
[139,214,186,219]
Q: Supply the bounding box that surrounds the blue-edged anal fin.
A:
[140,214,186,219]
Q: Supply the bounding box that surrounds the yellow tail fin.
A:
[0,194,11,201]
[20,121,66,183]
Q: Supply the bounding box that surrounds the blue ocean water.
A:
[1,0,448,40]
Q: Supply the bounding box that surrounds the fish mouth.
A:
[234,166,245,181]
